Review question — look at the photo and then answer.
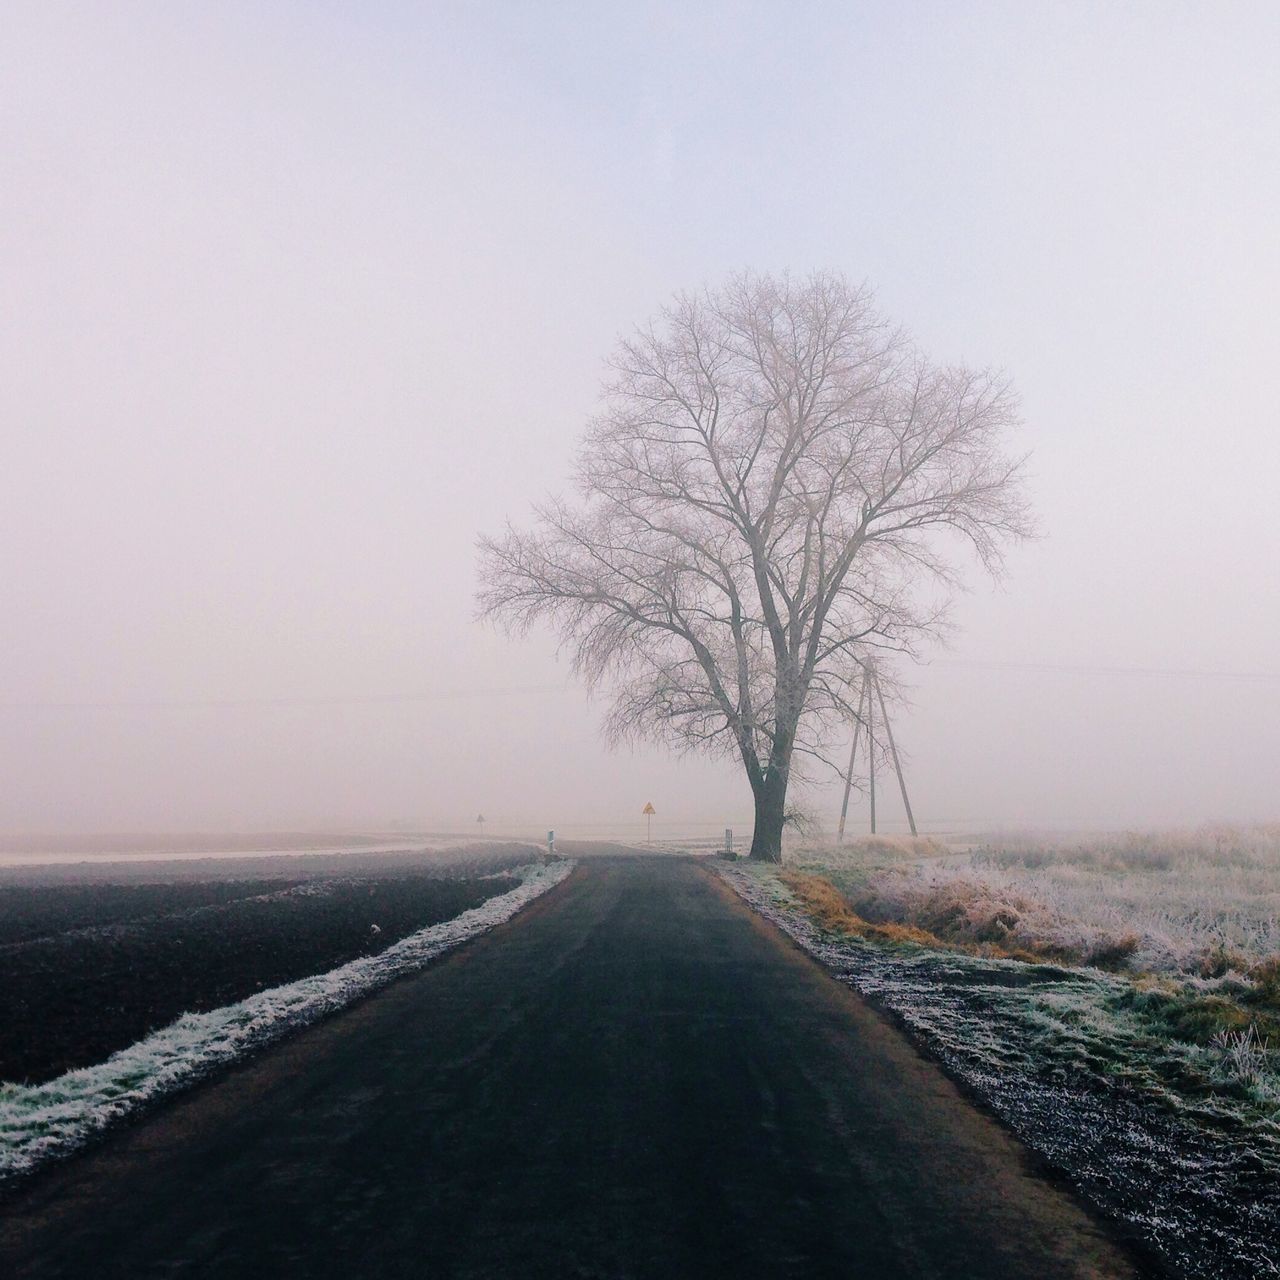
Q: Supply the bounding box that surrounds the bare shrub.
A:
[782,806,822,840]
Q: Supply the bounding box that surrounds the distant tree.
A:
[478,272,1030,860]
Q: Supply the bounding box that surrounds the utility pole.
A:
[836,675,870,842]
[836,662,918,839]
[867,670,876,835]
[873,671,918,837]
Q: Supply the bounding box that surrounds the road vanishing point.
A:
[0,852,1140,1279]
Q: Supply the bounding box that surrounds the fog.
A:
[2,2,1276,839]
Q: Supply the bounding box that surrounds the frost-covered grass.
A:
[788,826,1280,1083]
[719,858,1280,1280]
[792,825,1280,975]
[0,859,574,1182]
[974,826,1280,974]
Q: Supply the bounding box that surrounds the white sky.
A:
[2,1,1277,837]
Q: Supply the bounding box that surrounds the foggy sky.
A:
[2,2,1277,837]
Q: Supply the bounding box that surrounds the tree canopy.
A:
[479,272,1031,858]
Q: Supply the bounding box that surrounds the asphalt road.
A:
[0,855,1139,1278]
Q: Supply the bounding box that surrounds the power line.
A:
[1,657,1275,713]
[930,658,1279,683]
[0,685,571,712]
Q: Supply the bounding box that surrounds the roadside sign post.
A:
[642,802,656,845]
[724,828,733,857]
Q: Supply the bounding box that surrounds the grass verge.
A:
[778,867,1280,1115]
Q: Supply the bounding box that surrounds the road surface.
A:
[0,855,1140,1278]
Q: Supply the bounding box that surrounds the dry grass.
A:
[779,870,937,945]
[1247,955,1280,1008]
[796,824,1280,980]
[849,872,1156,969]
[776,831,1280,1094]
[786,834,947,869]
[975,823,1280,872]
[778,869,1047,959]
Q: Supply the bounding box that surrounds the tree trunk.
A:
[748,771,788,862]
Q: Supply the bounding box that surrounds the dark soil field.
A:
[0,851,533,1086]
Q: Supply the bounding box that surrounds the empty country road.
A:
[0,855,1140,1279]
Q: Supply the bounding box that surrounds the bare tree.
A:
[478,272,1031,860]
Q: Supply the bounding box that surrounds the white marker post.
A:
[724,828,733,858]
[547,829,555,857]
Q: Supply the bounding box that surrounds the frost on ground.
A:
[0,859,574,1183]
[788,828,1280,1122]
[794,826,1280,976]
[718,859,1280,1280]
